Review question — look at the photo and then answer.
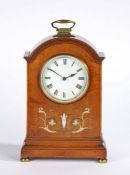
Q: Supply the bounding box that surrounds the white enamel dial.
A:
[40,55,89,103]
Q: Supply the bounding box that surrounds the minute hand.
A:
[47,67,63,78]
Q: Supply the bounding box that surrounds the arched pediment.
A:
[24,35,105,64]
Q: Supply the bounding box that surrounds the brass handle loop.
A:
[51,19,76,37]
[51,19,76,30]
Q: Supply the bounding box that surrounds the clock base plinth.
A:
[21,139,107,161]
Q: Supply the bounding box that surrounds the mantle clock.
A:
[21,20,107,163]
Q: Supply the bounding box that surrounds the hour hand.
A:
[65,72,78,79]
[47,67,63,78]
[70,73,78,77]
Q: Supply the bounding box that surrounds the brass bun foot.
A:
[20,157,30,162]
[97,158,107,163]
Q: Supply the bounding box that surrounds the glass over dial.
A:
[40,55,89,103]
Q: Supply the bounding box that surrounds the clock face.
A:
[40,55,89,103]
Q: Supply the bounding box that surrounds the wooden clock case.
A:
[21,21,107,162]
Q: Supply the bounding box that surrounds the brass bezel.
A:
[40,54,90,104]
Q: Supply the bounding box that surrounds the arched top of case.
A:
[24,35,105,64]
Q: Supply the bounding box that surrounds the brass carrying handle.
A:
[51,19,76,30]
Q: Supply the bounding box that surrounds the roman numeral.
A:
[72,91,75,95]
[54,89,58,96]
[63,59,67,65]
[45,77,51,79]
[47,84,53,89]
[54,61,58,66]
[76,84,82,89]
[78,77,85,80]
[71,61,75,66]
[63,92,66,98]
[77,68,82,72]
